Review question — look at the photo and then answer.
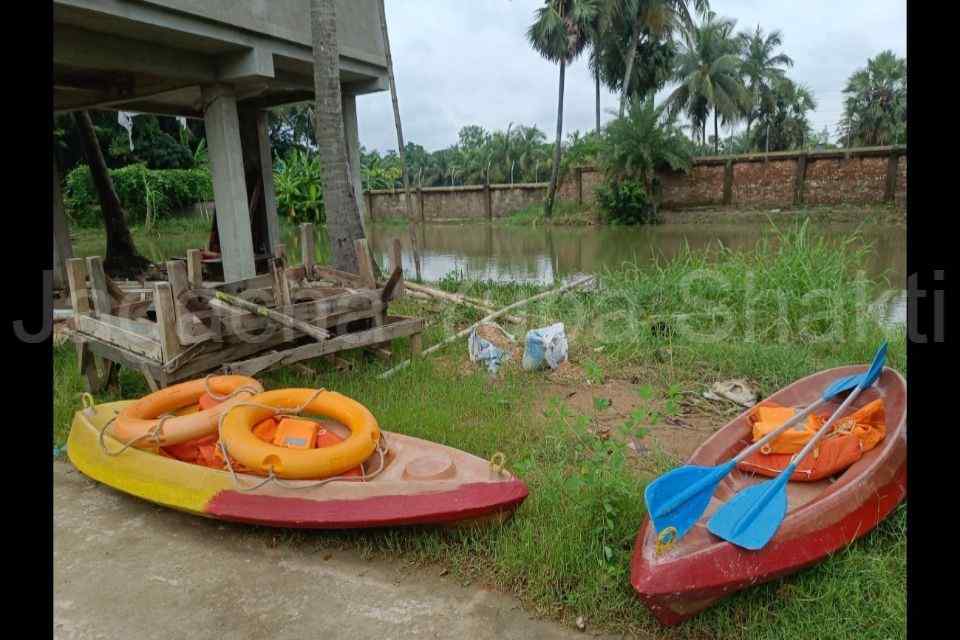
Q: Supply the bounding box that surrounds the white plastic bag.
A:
[468,323,513,374]
[522,322,568,371]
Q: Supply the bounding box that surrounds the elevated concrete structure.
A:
[54,0,385,281]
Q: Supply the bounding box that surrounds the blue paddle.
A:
[643,372,862,547]
[707,342,888,550]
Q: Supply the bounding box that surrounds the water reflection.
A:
[368,221,906,325]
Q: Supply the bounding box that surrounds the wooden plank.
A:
[140,364,160,392]
[153,282,184,363]
[91,313,161,340]
[76,316,163,361]
[110,298,152,320]
[186,249,204,288]
[271,244,292,308]
[208,289,382,336]
[300,223,316,277]
[213,290,330,341]
[65,258,90,315]
[75,334,164,380]
[167,259,217,345]
[85,256,112,317]
[213,273,275,295]
[313,266,363,284]
[354,239,376,289]
[222,316,425,376]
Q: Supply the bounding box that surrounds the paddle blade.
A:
[821,374,860,400]
[645,463,732,540]
[858,342,888,390]
[707,476,789,551]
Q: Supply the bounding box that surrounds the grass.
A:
[54,217,905,639]
[501,201,596,226]
[69,216,331,266]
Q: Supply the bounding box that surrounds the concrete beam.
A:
[203,85,256,281]
[341,92,366,228]
[217,48,276,83]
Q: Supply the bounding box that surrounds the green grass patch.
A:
[54,219,905,638]
[501,201,595,227]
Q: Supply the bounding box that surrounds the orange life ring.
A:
[112,376,263,448]
[220,388,379,479]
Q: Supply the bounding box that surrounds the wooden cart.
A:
[64,224,424,391]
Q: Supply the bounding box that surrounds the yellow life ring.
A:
[220,388,380,479]
[112,375,263,448]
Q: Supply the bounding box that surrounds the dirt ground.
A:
[53,462,617,640]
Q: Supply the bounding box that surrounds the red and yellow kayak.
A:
[68,397,528,529]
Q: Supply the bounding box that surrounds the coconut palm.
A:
[839,50,906,147]
[616,0,709,117]
[527,0,598,217]
[310,0,365,272]
[751,77,817,152]
[737,25,793,143]
[665,11,747,154]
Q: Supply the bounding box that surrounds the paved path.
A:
[54,462,612,640]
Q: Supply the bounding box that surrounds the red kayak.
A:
[630,365,906,625]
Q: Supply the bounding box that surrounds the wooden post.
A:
[300,223,316,277]
[884,151,899,203]
[484,180,492,219]
[723,160,734,206]
[186,249,204,288]
[365,192,374,221]
[65,258,90,317]
[410,332,422,357]
[354,238,377,290]
[153,282,184,364]
[575,166,583,205]
[390,238,405,298]
[417,186,425,221]
[793,153,808,207]
[85,257,112,317]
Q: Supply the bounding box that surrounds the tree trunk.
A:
[544,58,566,218]
[619,12,644,117]
[311,0,365,273]
[379,0,415,221]
[73,111,150,276]
[595,69,601,132]
[714,109,719,154]
[766,122,771,154]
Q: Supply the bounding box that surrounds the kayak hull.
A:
[630,365,907,625]
[68,400,528,529]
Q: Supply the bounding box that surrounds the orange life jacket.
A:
[736,399,886,482]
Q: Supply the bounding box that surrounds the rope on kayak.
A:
[98,414,173,456]
[214,388,391,492]
[202,374,261,403]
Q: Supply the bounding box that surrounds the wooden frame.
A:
[65,228,423,390]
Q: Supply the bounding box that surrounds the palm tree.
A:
[310,0,365,272]
[527,0,598,218]
[737,25,793,143]
[617,0,709,117]
[751,77,817,151]
[665,11,746,154]
[839,50,906,147]
[73,110,151,276]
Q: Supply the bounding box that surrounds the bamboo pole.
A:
[213,290,330,341]
[403,281,525,324]
[379,276,595,379]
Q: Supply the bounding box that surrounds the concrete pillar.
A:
[203,85,256,281]
[256,110,281,252]
[53,158,73,291]
[341,92,367,229]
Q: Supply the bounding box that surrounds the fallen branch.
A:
[379,275,595,379]
[212,290,330,341]
[404,281,524,324]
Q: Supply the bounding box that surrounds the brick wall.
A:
[366,146,906,220]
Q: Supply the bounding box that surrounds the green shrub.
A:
[64,163,213,227]
[274,150,325,224]
[595,177,658,225]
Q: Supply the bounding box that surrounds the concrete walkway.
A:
[54,462,610,640]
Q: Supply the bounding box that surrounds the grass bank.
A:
[54,219,905,639]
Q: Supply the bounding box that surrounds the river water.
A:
[367,221,906,326]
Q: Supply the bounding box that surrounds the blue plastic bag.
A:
[522,323,568,371]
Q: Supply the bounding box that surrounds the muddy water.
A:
[368,221,906,326]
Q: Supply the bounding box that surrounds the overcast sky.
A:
[355,1,905,153]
